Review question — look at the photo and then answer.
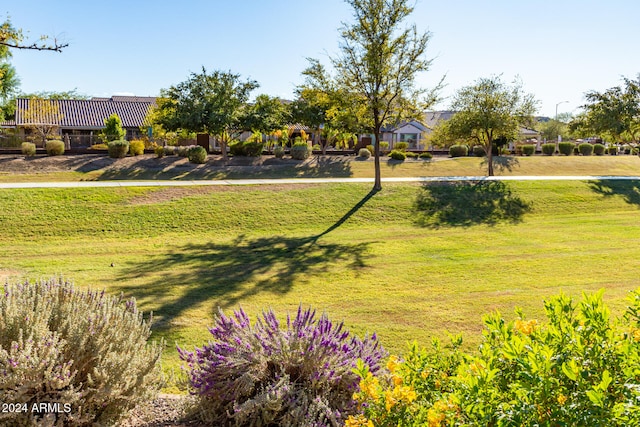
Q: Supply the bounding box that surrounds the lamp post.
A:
[555,101,569,144]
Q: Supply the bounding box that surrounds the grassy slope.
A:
[1,179,640,391]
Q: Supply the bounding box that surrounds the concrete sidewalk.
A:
[0,175,639,189]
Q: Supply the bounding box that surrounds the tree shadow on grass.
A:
[118,189,377,329]
[589,180,640,206]
[413,181,531,227]
[482,156,520,173]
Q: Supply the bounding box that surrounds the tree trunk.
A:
[487,144,494,176]
[221,141,228,161]
[373,130,382,191]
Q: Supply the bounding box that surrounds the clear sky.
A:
[5,0,640,118]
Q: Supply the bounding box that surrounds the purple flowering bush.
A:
[0,279,163,426]
[178,306,386,426]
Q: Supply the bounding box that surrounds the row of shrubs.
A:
[6,278,638,426]
[448,142,636,158]
[357,146,433,161]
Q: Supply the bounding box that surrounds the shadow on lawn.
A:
[82,155,353,181]
[413,181,531,227]
[119,189,377,329]
[589,180,640,206]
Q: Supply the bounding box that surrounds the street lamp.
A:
[554,101,569,145]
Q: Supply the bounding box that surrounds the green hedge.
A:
[45,140,65,156]
[108,140,129,158]
[578,143,594,156]
[449,145,469,158]
[521,144,535,156]
[541,143,556,155]
[558,142,575,156]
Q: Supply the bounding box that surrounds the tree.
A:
[19,97,64,146]
[330,0,440,191]
[156,68,258,160]
[242,94,291,147]
[445,76,537,176]
[569,76,640,143]
[1,18,67,52]
[99,113,125,142]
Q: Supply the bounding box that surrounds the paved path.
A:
[0,175,639,189]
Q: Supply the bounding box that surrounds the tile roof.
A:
[15,97,156,129]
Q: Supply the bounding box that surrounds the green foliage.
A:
[290,142,310,160]
[163,145,177,156]
[242,94,291,135]
[129,139,145,156]
[177,145,192,157]
[229,139,264,157]
[405,151,418,158]
[358,147,371,159]
[366,144,375,155]
[107,140,129,158]
[379,141,390,154]
[188,146,208,164]
[45,139,64,156]
[419,152,433,160]
[579,143,594,156]
[608,146,618,155]
[352,290,640,427]
[395,141,409,152]
[99,113,126,142]
[389,150,406,161]
[445,75,538,175]
[273,145,285,159]
[472,145,486,157]
[449,144,468,158]
[0,279,162,426]
[521,144,535,156]
[154,145,165,158]
[558,141,576,156]
[20,142,36,156]
[542,143,556,155]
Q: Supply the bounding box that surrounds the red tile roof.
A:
[15,97,156,129]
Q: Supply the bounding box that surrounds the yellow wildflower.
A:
[632,328,640,342]
[392,374,403,386]
[344,414,373,427]
[514,319,538,335]
[557,394,567,405]
[421,370,429,379]
[384,389,396,411]
[358,373,380,400]
[386,355,400,373]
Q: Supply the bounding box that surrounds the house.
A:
[13,96,156,147]
[380,120,429,150]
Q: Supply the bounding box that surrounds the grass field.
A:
[0,154,639,182]
[1,174,640,392]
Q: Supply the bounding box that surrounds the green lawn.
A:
[0,154,638,182]
[2,178,640,391]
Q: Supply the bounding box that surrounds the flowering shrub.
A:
[129,139,145,156]
[179,306,386,426]
[350,290,640,426]
[0,279,163,426]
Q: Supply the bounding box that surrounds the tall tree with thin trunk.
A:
[332,0,440,191]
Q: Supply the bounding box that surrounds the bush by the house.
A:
[108,140,130,158]
[89,143,108,151]
[178,306,386,427]
[593,143,606,155]
[177,145,193,157]
[579,143,594,156]
[45,140,65,156]
[129,139,145,156]
[419,152,433,160]
[405,151,418,158]
[380,141,390,154]
[366,145,375,155]
[470,145,485,157]
[607,146,618,155]
[358,147,371,159]
[521,144,535,156]
[274,145,285,159]
[349,289,640,427]
[154,145,165,158]
[395,141,409,152]
[290,142,310,160]
[163,145,177,156]
[541,143,556,155]
[558,142,575,156]
[0,279,163,426]
[229,140,264,157]
[21,142,36,156]
[449,144,468,158]
[389,150,406,161]
[188,146,208,164]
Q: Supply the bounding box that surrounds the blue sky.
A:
[5,0,640,118]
